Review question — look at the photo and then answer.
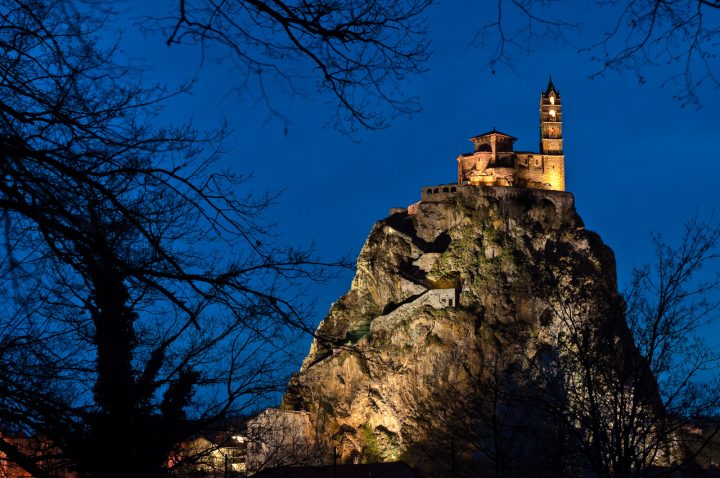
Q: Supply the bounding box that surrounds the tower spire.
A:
[545,76,558,96]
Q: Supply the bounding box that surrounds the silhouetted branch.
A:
[582,0,720,106]
[473,0,578,73]
[150,0,432,133]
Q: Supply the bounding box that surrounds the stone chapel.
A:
[455,78,565,191]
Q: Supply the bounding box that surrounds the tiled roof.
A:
[470,128,516,140]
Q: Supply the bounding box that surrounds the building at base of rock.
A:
[246,408,318,473]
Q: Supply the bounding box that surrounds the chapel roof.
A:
[470,128,517,140]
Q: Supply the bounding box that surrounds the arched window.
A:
[426,189,433,195]
[442,187,449,193]
[450,187,456,192]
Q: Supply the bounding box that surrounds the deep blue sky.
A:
[115,1,720,358]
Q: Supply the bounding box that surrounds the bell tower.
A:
[538,78,565,191]
[540,78,562,155]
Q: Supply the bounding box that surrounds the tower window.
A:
[549,108,556,119]
[549,95,555,105]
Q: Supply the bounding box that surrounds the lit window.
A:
[549,108,556,118]
[549,95,555,105]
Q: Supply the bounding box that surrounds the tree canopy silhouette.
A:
[0,1,345,476]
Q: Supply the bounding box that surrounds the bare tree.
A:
[0,1,344,477]
[145,0,719,130]
[152,0,432,133]
[536,217,720,478]
[624,217,720,469]
[582,0,720,106]
[404,320,580,478]
[416,215,720,478]
[472,0,578,74]
[476,0,720,106]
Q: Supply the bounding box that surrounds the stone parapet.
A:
[421,184,459,201]
[419,184,575,216]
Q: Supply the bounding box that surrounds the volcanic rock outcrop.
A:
[283,186,649,476]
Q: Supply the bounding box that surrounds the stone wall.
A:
[419,184,575,218]
[421,184,458,200]
[425,288,458,308]
[369,288,458,337]
[457,152,565,191]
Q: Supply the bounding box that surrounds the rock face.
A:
[283,186,638,476]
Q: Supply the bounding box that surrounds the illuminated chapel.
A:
[457,78,564,192]
[423,79,566,202]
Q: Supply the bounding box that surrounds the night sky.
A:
[115,1,720,360]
